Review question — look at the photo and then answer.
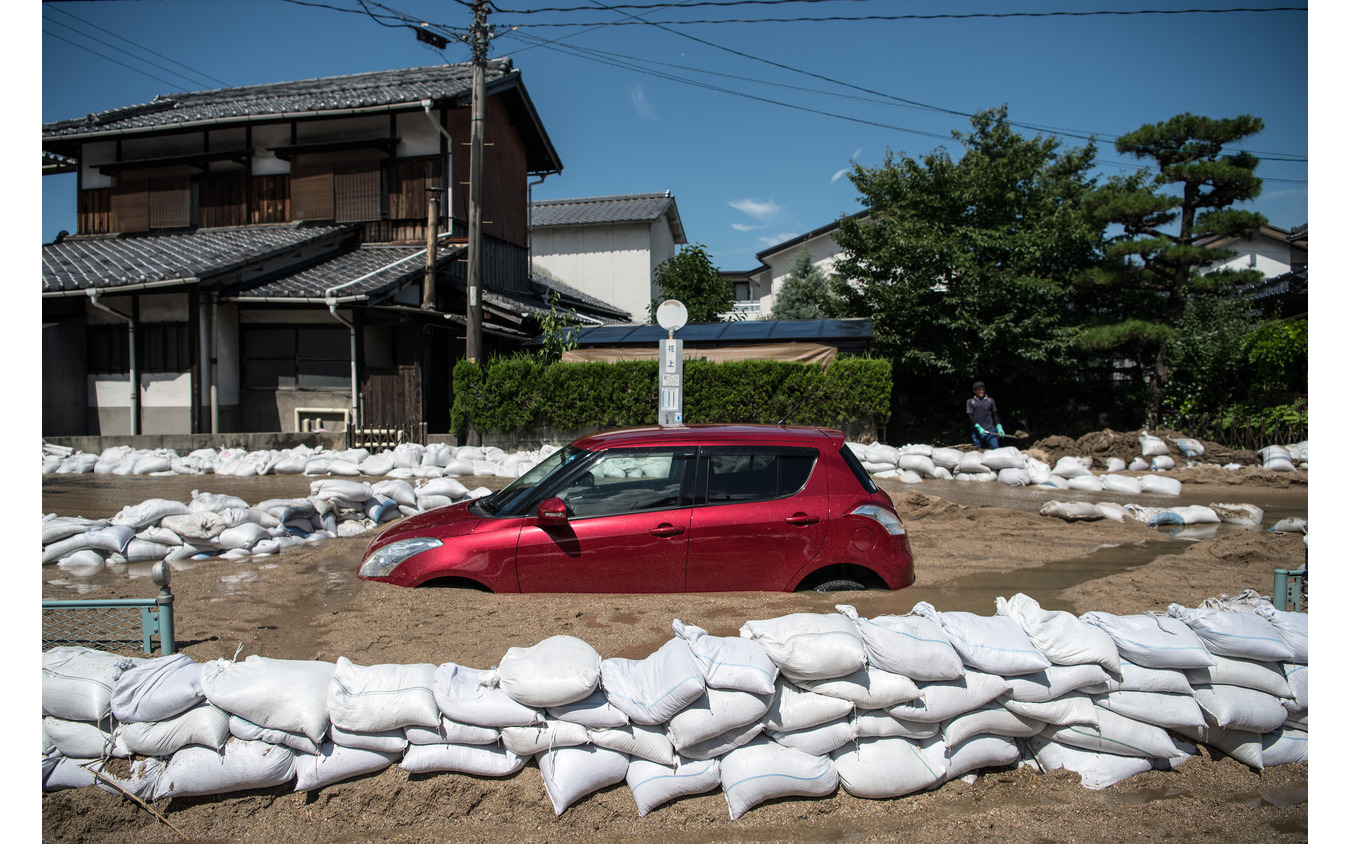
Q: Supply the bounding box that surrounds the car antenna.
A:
[776,386,819,425]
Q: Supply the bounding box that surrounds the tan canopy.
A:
[561,343,837,367]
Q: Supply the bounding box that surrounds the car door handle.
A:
[785,513,820,526]
[649,523,686,537]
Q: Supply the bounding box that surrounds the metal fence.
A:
[42,564,175,655]
[1165,412,1308,452]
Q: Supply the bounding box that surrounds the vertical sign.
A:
[659,337,684,427]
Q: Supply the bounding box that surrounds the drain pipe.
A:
[88,289,140,435]
[209,294,219,433]
[326,298,360,432]
[421,99,453,217]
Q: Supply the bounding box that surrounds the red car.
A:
[358,424,914,593]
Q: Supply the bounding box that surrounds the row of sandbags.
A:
[42,591,1308,817]
[1040,499,1309,535]
[40,441,553,481]
[41,478,493,576]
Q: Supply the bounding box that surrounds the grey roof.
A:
[42,224,354,295]
[531,275,630,323]
[223,243,463,303]
[43,61,512,139]
[530,193,684,237]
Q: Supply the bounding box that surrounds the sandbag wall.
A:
[42,592,1308,817]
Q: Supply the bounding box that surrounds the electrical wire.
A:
[43,5,231,90]
[497,7,1308,26]
[43,29,187,91]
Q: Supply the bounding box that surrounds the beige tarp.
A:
[561,343,838,367]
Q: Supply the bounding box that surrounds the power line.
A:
[43,5,231,89]
[43,29,187,91]
[497,7,1307,26]
[494,0,878,11]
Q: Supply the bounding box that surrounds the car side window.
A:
[555,448,691,519]
[696,447,818,505]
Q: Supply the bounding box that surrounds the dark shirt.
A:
[966,395,1000,430]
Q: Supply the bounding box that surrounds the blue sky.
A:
[37,0,1312,272]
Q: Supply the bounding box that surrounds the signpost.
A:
[656,300,688,427]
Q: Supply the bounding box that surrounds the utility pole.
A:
[422,189,439,309]
[465,0,488,364]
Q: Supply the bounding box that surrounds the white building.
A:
[734,211,866,319]
[529,193,687,323]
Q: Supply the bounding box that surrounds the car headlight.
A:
[849,504,906,536]
[359,537,443,578]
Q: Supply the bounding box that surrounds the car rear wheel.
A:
[811,578,868,592]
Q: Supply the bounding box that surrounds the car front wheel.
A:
[811,578,868,592]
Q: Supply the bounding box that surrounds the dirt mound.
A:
[1027,428,1270,470]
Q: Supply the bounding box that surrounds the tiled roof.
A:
[532,275,630,323]
[223,243,463,303]
[41,224,354,295]
[43,61,513,139]
[530,193,676,228]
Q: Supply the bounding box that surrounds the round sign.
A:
[656,299,689,332]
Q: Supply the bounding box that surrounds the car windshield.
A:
[472,445,587,517]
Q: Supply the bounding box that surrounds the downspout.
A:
[326,299,360,433]
[528,173,548,283]
[422,99,453,230]
[209,294,219,434]
[88,289,140,435]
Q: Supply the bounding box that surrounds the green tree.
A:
[647,243,738,323]
[769,247,836,320]
[1080,112,1267,424]
[832,106,1102,382]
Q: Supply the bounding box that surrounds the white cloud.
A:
[831,149,863,184]
[628,82,657,122]
[758,232,800,247]
[728,198,783,222]
[830,168,850,184]
[731,222,764,232]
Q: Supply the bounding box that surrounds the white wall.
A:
[1202,236,1293,278]
[756,231,846,318]
[532,221,659,322]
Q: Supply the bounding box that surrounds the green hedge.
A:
[451,355,891,436]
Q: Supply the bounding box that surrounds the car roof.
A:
[570,424,845,450]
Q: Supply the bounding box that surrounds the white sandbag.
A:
[1066,474,1106,492]
[1039,501,1105,522]
[190,490,250,512]
[1138,475,1182,495]
[1034,475,1069,490]
[941,704,1043,746]
[896,453,936,477]
[997,468,1031,486]
[443,458,476,476]
[43,647,135,722]
[200,655,335,743]
[932,733,1021,782]
[153,739,296,799]
[500,719,590,756]
[1105,457,1127,473]
[1209,503,1265,528]
[1101,474,1142,494]
[160,511,229,541]
[1184,655,1292,698]
[57,550,107,574]
[957,451,991,474]
[44,756,107,792]
[626,757,721,817]
[403,715,500,746]
[326,657,440,732]
[401,742,526,777]
[133,453,173,474]
[114,703,231,757]
[328,725,408,754]
[1192,684,1289,734]
[864,442,900,466]
[418,477,469,499]
[1187,724,1265,769]
[134,526,186,548]
[955,471,997,483]
[886,672,1011,723]
[930,447,963,470]
[763,679,855,733]
[56,453,98,474]
[1040,708,1184,759]
[1165,603,1293,662]
[431,662,540,727]
[1269,517,1307,533]
[720,738,838,820]
[370,479,417,508]
[229,715,320,754]
[768,718,855,756]
[912,602,1051,676]
[979,447,1023,471]
[1002,665,1111,703]
[310,479,375,504]
[1151,455,1175,471]
[1027,735,1152,790]
[327,459,363,477]
[547,690,631,728]
[1256,605,1308,663]
[1000,694,1098,728]
[796,665,921,709]
[1283,663,1308,711]
[667,687,772,752]
[1051,456,1091,478]
[1097,660,1194,695]
[537,744,631,816]
[587,724,676,766]
[677,721,764,761]
[292,742,399,792]
[1078,612,1216,669]
[1261,728,1308,766]
[111,653,204,722]
[43,515,109,545]
[831,736,944,798]
[1091,690,1206,731]
[111,498,191,529]
[599,638,706,726]
[739,611,866,683]
[853,711,939,740]
[1259,445,1296,472]
[83,524,137,554]
[1095,502,1128,522]
[416,494,455,511]
[1025,458,1053,485]
[1139,434,1169,457]
[44,716,119,759]
[672,619,778,695]
[842,606,964,681]
[495,635,601,708]
[358,453,396,476]
[995,593,1121,672]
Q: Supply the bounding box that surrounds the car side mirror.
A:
[536,497,569,525]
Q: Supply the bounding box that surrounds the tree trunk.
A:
[1146,343,1169,427]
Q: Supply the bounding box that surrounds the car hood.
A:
[370,500,489,547]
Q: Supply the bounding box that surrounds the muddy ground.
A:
[39,458,1312,843]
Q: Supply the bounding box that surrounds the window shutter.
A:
[291,154,335,220]
[333,149,382,223]
[148,166,191,228]
[110,170,150,233]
